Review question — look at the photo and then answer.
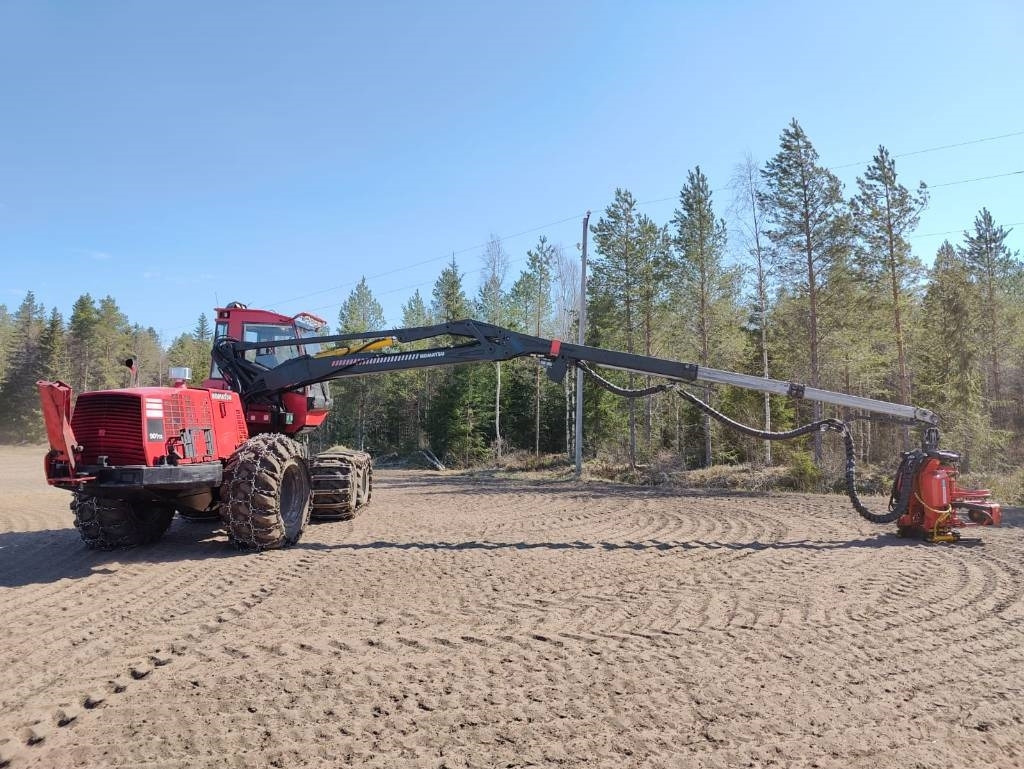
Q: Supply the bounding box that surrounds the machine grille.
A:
[72,393,147,466]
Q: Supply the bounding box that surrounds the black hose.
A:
[887,450,924,521]
[576,362,902,525]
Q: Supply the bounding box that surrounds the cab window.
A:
[243,323,300,368]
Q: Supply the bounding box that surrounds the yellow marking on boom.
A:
[314,337,396,358]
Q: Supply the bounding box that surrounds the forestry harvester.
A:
[37,304,1000,551]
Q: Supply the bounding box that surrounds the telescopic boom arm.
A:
[212,319,938,428]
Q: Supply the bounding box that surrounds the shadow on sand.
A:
[0,517,242,588]
[4,475,1005,589]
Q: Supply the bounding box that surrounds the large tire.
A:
[358,461,373,507]
[309,447,373,520]
[72,495,174,550]
[220,433,311,549]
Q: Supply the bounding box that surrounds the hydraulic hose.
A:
[576,362,903,525]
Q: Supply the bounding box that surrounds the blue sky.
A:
[1,1,1021,341]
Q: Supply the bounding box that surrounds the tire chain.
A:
[71,494,175,550]
[309,447,373,520]
[219,433,311,550]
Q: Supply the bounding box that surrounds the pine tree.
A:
[760,119,850,465]
[850,146,928,438]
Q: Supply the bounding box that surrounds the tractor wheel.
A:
[220,433,311,549]
[71,495,175,550]
[309,447,373,520]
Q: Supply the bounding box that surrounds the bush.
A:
[829,463,892,496]
[960,467,1024,506]
[780,450,822,492]
[495,450,572,473]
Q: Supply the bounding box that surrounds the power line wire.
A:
[152,127,1022,339]
[910,221,1022,239]
[831,129,1024,170]
[263,212,584,312]
[265,128,1022,313]
[929,170,1023,188]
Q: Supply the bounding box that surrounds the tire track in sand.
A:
[2,462,1023,768]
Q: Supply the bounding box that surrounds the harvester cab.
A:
[203,302,334,436]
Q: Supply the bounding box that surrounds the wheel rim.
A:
[279,463,308,540]
[359,469,370,504]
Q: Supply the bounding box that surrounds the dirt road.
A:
[1,445,1022,768]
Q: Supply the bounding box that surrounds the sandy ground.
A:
[1,446,1023,768]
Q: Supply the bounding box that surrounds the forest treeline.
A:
[1,119,1020,484]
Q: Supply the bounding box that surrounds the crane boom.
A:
[212,318,938,427]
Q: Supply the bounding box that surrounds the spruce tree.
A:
[402,290,431,328]
[333,278,386,451]
[914,242,997,469]
[0,304,13,390]
[390,290,433,452]
[672,166,741,466]
[338,278,385,334]
[958,208,1021,402]
[94,296,132,389]
[127,324,165,385]
[193,313,212,342]
[68,294,99,391]
[432,256,470,322]
[0,292,45,442]
[589,189,653,465]
[39,308,70,383]
[166,332,209,385]
[427,260,485,463]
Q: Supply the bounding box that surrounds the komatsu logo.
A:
[330,351,446,368]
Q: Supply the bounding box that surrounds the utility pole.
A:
[574,211,590,478]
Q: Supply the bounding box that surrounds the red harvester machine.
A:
[37,305,1000,551]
